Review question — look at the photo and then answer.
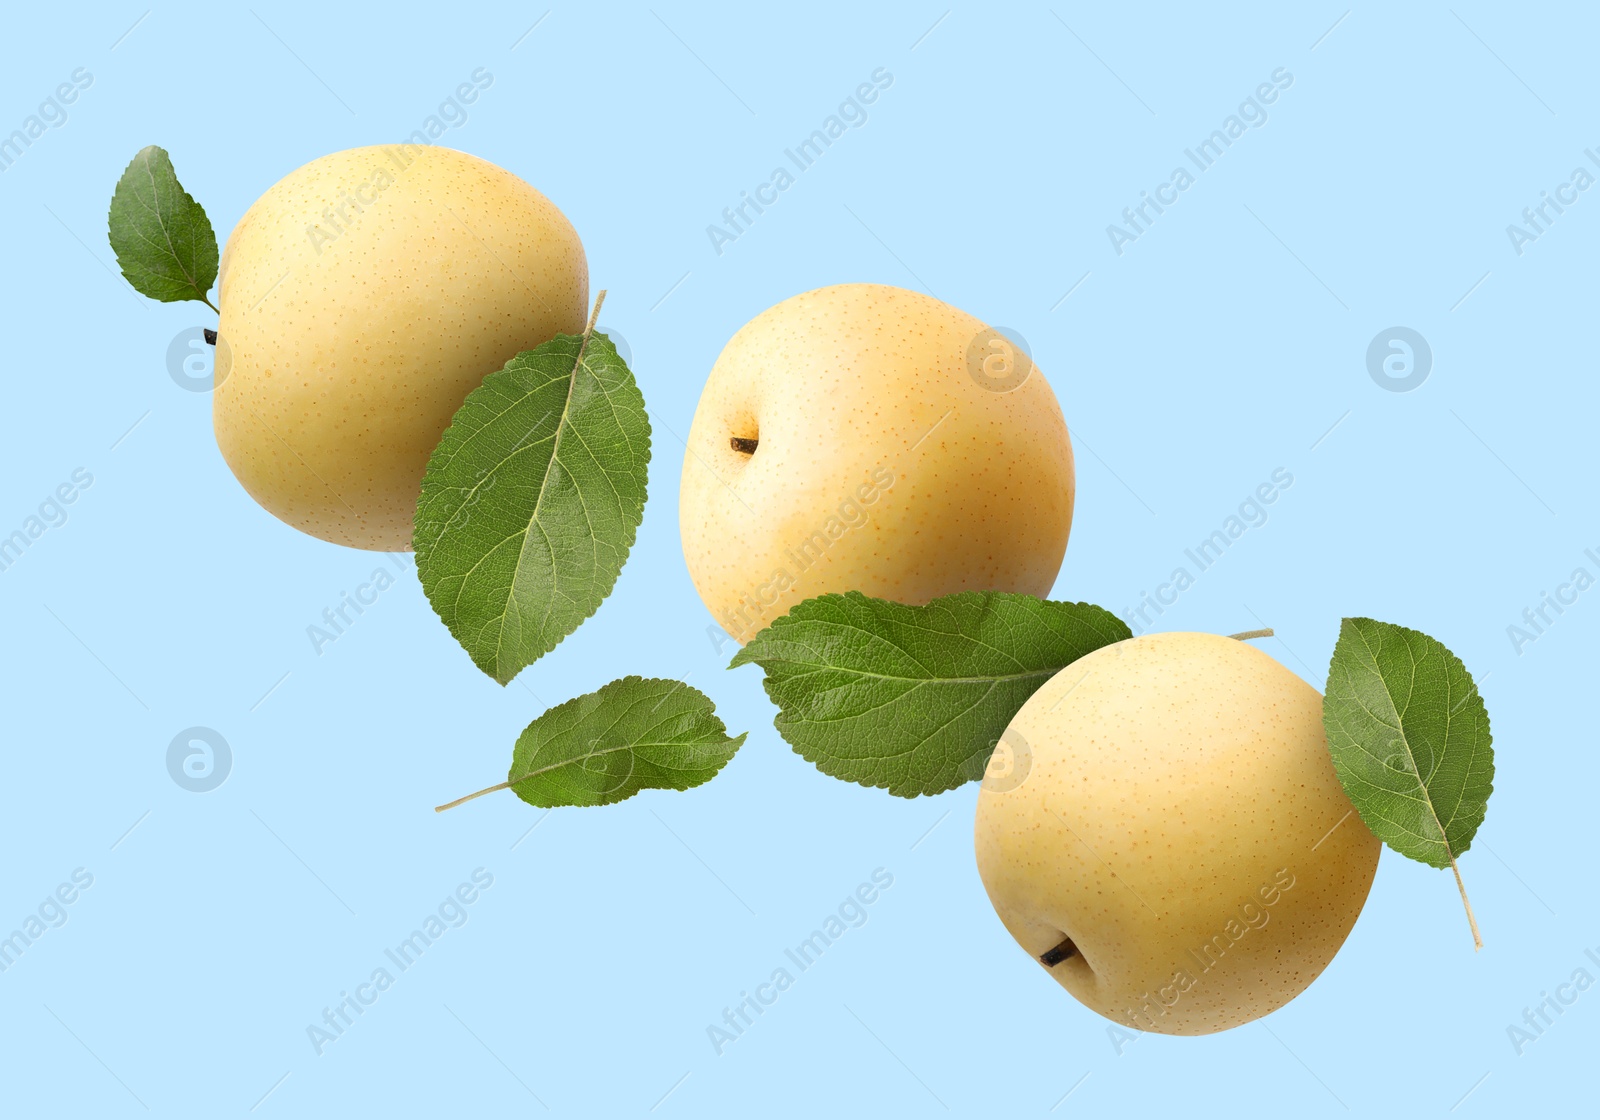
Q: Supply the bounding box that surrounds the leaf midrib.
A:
[135,152,205,298]
[495,342,593,675]
[746,603,1121,685]
[509,684,732,785]
[773,660,1060,687]
[1351,622,1459,858]
[509,737,725,784]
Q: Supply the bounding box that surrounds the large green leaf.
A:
[1322,617,1494,869]
[415,326,650,684]
[437,678,746,811]
[729,591,1131,797]
[107,146,218,308]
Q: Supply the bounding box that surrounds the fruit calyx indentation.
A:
[730,436,758,455]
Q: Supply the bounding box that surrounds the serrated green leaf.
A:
[415,327,650,684]
[1322,617,1494,869]
[729,591,1131,797]
[501,677,745,808]
[107,146,218,308]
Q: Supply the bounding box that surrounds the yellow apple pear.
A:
[679,283,1074,642]
[214,145,587,550]
[974,631,1380,1035]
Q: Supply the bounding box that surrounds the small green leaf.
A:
[107,146,218,309]
[1322,617,1494,947]
[415,309,650,684]
[437,678,746,811]
[729,591,1131,797]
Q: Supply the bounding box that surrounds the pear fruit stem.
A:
[1229,628,1273,641]
[1039,936,1079,967]
[583,289,606,345]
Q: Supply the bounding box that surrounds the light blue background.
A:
[1,3,1592,1116]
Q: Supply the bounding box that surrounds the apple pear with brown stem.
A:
[975,630,1381,1035]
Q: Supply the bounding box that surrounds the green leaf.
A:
[729,591,1131,797]
[107,146,219,308]
[1322,617,1494,947]
[415,318,650,684]
[437,678,746,811]
[1322,617,1494,867]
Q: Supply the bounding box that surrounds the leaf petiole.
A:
[1450,854,1484,951]
[435,782,512,813]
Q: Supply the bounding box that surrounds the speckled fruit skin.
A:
[679,283,1074,642]
[975,632,1380,1035]
[214,145,587,550]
